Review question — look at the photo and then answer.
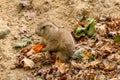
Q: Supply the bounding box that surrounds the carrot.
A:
[33,44,44,52]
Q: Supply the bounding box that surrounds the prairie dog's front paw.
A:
[41,48,47,52]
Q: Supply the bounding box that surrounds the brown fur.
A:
[35,22,75,62]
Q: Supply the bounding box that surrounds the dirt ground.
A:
[0,0,120,80]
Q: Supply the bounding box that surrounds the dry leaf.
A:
[109,78,119,80]
[70,60,84,69]
[96,24,107,36]
[59,75,67,80]
[85,59,101,68]
[117,65,120,70]
[29,52,45,63]
[101,45,111,53]
[83,50,92,60]
[100,44,112,56]
[95,74,107,80]
[114,53,120,60]
[103,59,116,71]
[25,49,35,57]
[95,40,103,48]
[33,44,44,52]
[55,60,69,74]
[20,47,31,55]
[22,57,35,69]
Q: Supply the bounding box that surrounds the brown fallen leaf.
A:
[59,75,67,80]
[96,24,107,36]
[107,53,120,64]
[99,43,113,56]
[84,59,101,68]
[100,45,112,53]
[29,52,45,63]
[70,60,84,69]
[95,40,104,48]
[95,73,107,80]
[25,49,35,57]
[103,59,116,71]
[114,53,120,60]
[106,20,120,30]
[20,47,31,55]
[55,60,69,74]
[109,78,119,80]
[21,57,35,69]
[83,50,92,60]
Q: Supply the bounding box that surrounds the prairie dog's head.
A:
[36,22,58,37]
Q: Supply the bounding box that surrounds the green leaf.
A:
[86,18,96,36]
[75,27,86,38]
[37,78,44,80]
[71,52,84,59]
[76,27,86,33]
[75,32,86,38]
[114,35,120,43]
[89,55,95,61]
[13,38,32,48]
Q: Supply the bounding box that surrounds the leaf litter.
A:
[14,16,120,80]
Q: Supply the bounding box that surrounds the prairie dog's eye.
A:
[42,26,46,29]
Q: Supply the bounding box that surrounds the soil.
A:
[0,0,120,80]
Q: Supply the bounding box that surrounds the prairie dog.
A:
[35,22,75,62]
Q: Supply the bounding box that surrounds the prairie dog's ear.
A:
[37,22,42,27]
